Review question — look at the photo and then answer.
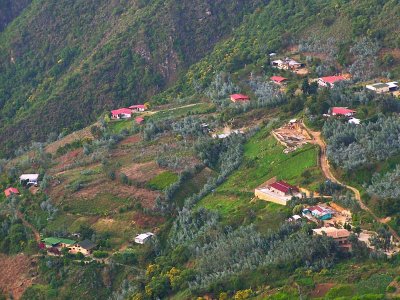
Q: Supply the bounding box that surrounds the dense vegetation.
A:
[1,0,400,299]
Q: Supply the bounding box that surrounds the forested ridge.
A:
[0,0,31,31]
[1,0,400,157]
[0,0,265,157]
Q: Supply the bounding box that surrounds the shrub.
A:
[93,250,109,258]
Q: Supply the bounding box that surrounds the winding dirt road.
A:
[303,122,400,242]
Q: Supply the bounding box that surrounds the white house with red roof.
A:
[111,108,132,119]
[331,107,356,117]
[4,187,19,197]
[129,104,147,112]
[318,76,346,88]
[230,94,250,103]
[268,181,300,196]
[255,179,301,205]
[271,76,288,85]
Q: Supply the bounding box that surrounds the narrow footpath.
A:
[302,122,400,242]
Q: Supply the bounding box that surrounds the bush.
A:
[93,250,109,258]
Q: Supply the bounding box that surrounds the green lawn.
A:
[198,128,321,225]
[146,171,178,190]
[150,103,215,121]
[108,119,135,133]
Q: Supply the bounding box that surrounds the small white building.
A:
[348,118,361,125]
[271,58,302,70]
[135,232,154,244]
[366,82,398,94]
[19,174,39,186]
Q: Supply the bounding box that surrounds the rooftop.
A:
[111,108,132,115]
[77,239,97,250]
[320,76,346,84]
[269,180,299,194]
[313,227,351,239]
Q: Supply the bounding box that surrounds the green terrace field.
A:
[146,171,178,190]
[148,102,215,121]
[198,128,324,227]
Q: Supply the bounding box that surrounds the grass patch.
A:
[198,128,320,224]
[66,193,131,215]
[108,119,135,134]
[355,274,392,295]
[146,171,178,190]
[150,103,215,121]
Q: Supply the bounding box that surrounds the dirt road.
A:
[302,122,400,242]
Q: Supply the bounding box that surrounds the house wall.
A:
[254,189,289,206]
[69,246,90,256]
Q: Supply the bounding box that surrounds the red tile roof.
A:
[331,107,356,115]
[230,94,250,102]
[135,117,145,124]
[4,187,19,197]
[271,76,287,83]
[320,76,346,84]
[269,181,299,194]
[111,108,132,115]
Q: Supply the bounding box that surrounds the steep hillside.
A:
[0,0,32,31]
[0,0,265,157]
[1,0,400,157]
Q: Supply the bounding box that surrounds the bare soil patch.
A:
[45,124,96,155]
[0,254,38,300]
[120,161,164,183]
[310,283,335,298]
[132,212,165,228]
[54,149,83,171]
[74,180,161,209]
[120,134,141,145]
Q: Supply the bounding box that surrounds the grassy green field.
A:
[147,171,178,190]
[198,128,323,225]
[108,118,137,134]
[149,103,215,121]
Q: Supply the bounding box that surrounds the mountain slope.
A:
[0,0,265,157]
[0,0,32,31]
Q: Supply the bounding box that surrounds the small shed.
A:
[271,76,288,85]
[19,174,39,186]
[331,107,356,117]
[135,232,154,244]
[4,187,19,197]
[135,117,145,125]
[230,94,250,103]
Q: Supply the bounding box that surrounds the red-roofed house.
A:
[331,107,356,117]
[129,104,147,112]
[135,117,145,125]
[111,108,132,119]
[269,181,299,196]
[230,94,250,103]
[318,76,346,88]
[271,76,288,85]
[4,187,19,197]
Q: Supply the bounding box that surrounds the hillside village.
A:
[1,0,400,299]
